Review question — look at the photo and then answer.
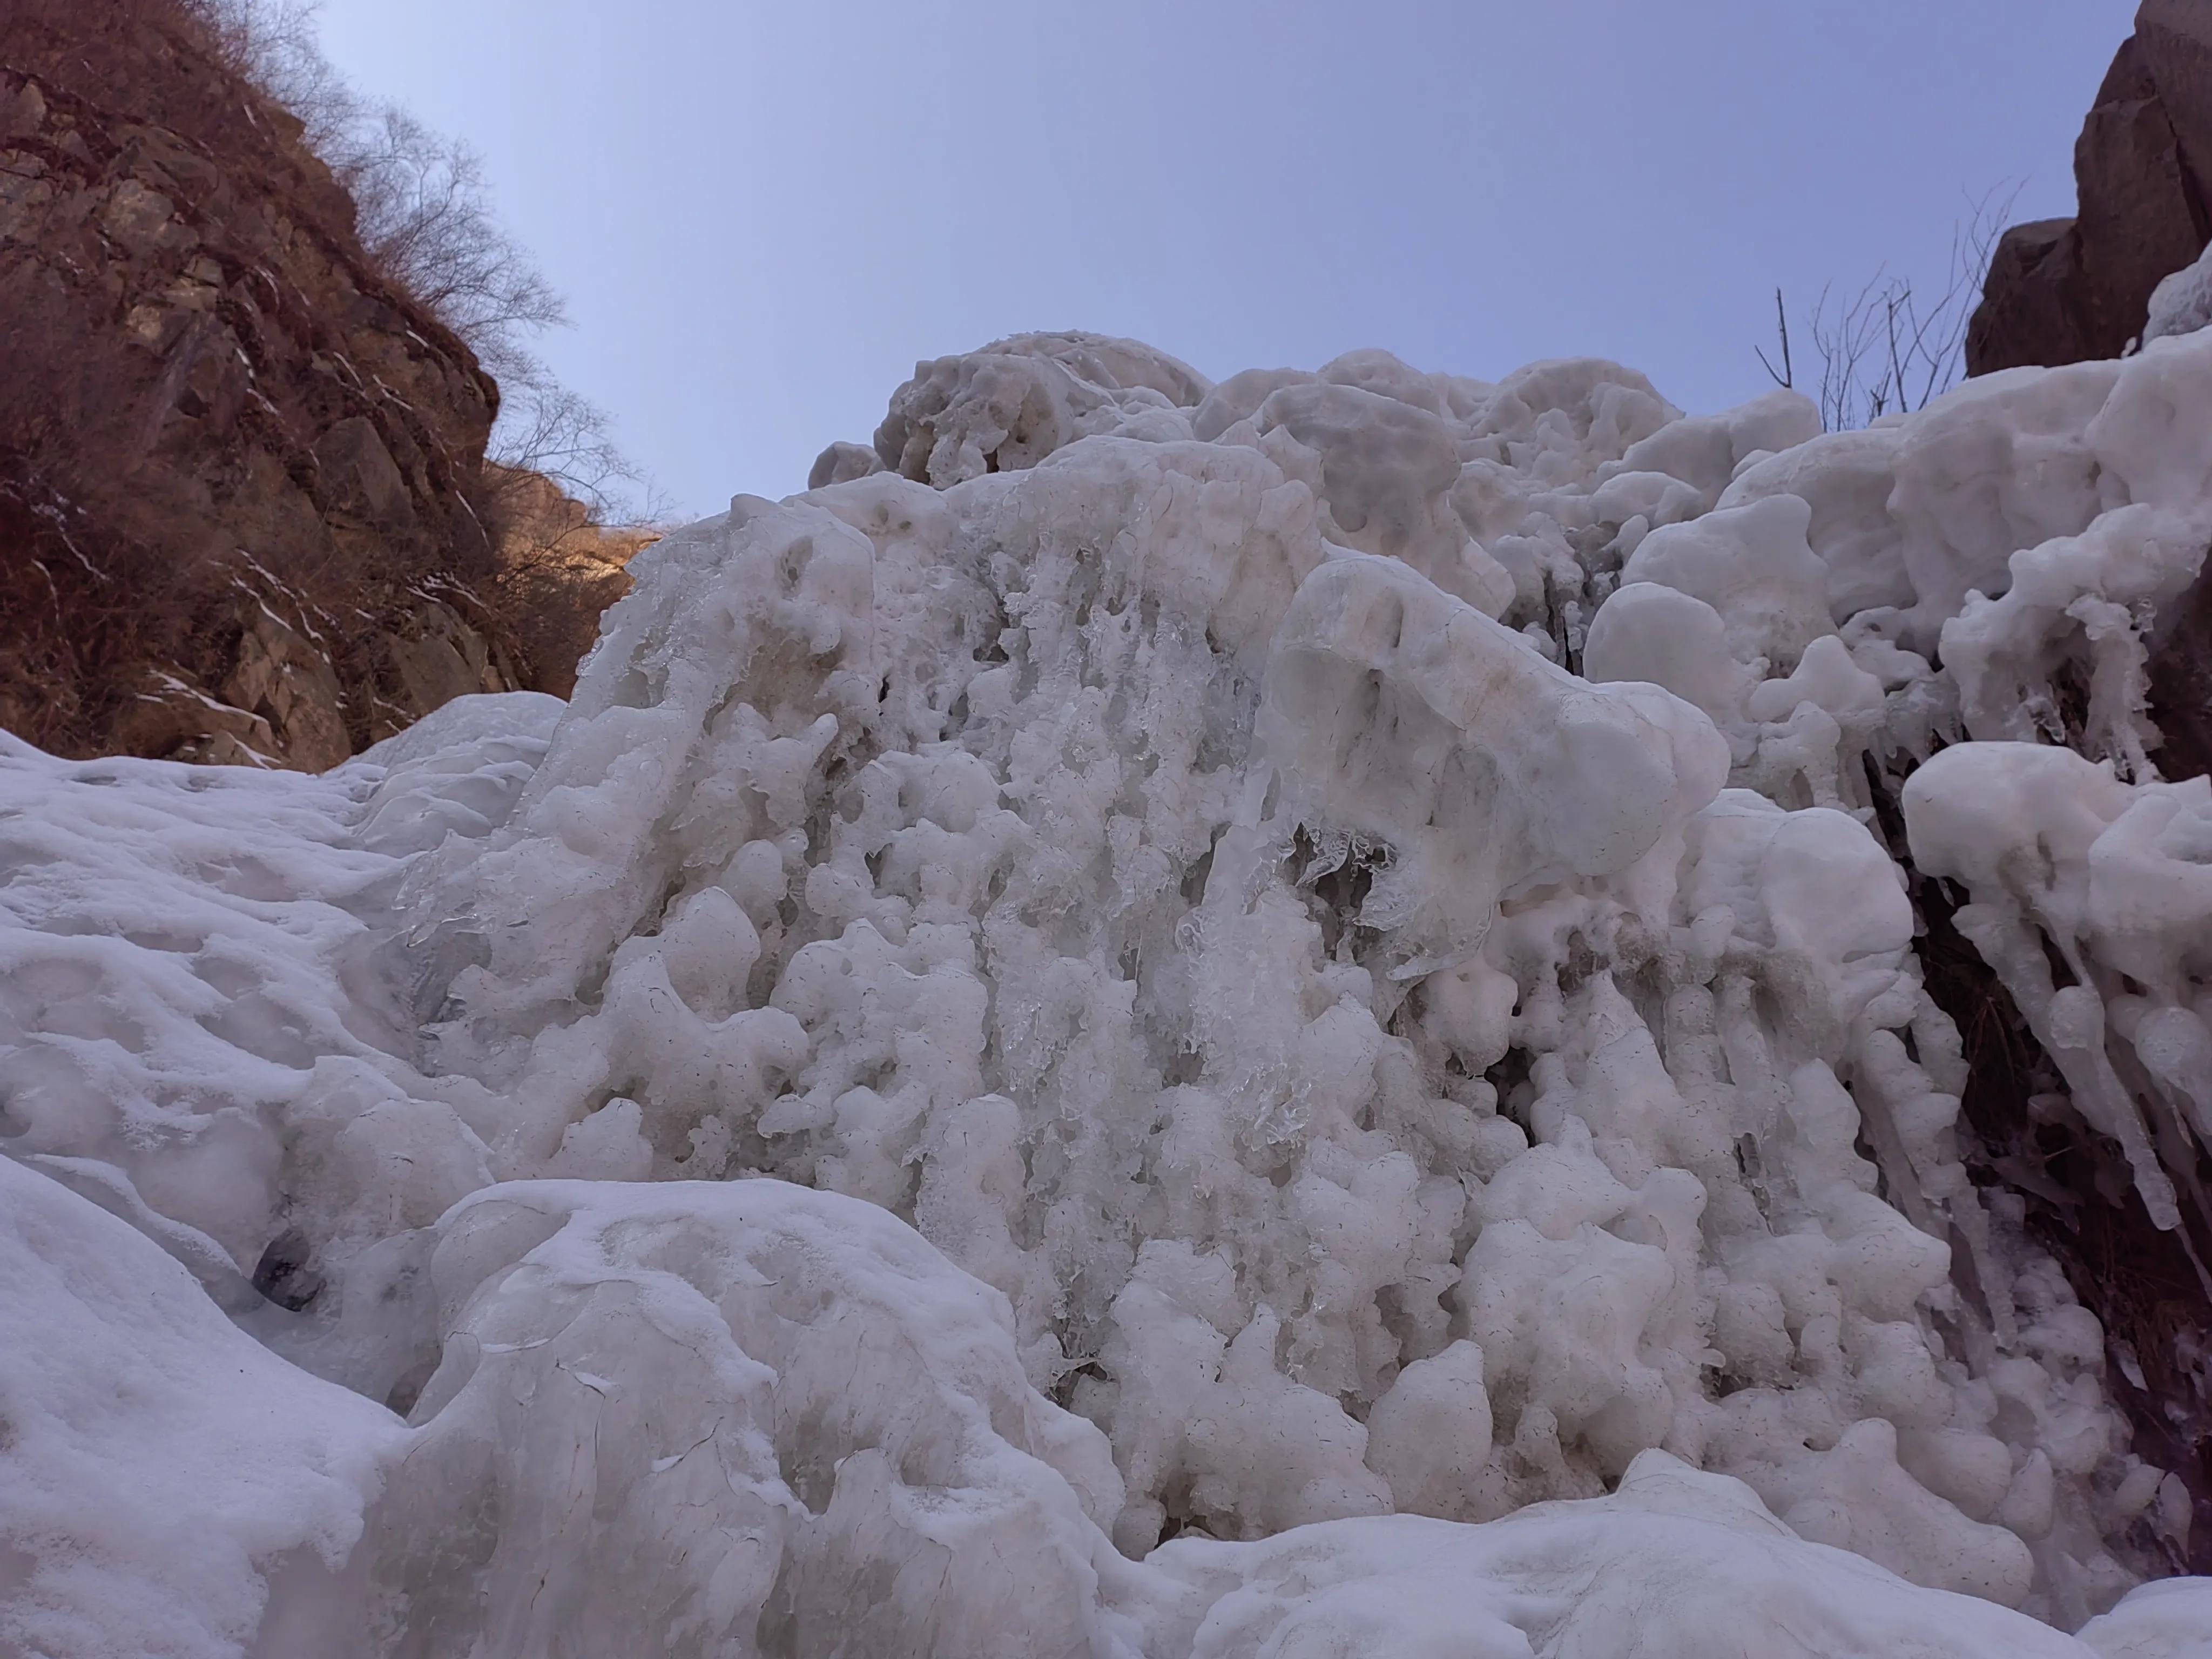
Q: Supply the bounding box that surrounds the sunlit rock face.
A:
[6,327,2212,1656]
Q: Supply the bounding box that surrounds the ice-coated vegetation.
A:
[5,326,2212,1655]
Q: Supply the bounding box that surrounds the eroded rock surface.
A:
[0,4,631,771]
[1968,2,2212,374]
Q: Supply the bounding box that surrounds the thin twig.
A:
[1756,287,1795,390]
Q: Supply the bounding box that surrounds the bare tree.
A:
[196,0,657,525]
[484,365,671,528]
[330,112,659,524]
[334,108,567,377]
[193,0,363,151]
[1761,185,2021,431]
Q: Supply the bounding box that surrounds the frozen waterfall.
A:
[5,328,2212,1656]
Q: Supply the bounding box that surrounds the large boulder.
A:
[1967,7,2212,374]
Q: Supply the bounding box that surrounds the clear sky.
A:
[311,0,2139,518]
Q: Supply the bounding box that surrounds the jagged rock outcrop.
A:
[0,1,628,769]
[1967,1,2212,375]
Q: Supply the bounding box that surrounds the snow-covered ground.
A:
[5,327,2212,1655]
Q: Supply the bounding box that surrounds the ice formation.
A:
[2147,240,2212,347]
[6,322,2212,1654]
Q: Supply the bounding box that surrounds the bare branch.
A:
[330,105,570,368]
[193,0,659,518]
[1756,287,1794,390]
[1771,181,2024,432]
[488,375,651,526]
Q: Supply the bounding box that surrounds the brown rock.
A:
[2148,559,2212,783]
[0,0,615,771]
[1967,12,2212,374]
[377,598,509,723]
[221,598,353,772]
[2141,0,2212,185]
[314,415,421,536]
[112,667,277,763]
[1969,219,2094,372]
[480,463,652,700]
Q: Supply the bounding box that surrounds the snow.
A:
[1144,1450,2096,1659]
[0,1154,401,1658]
[2080,1579,2212,1658]
[2146,240,2212,346]
[5,325,2212,1653]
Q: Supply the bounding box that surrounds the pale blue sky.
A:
[314,1,2138,517]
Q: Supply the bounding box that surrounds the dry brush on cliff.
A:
[0,0,648,767]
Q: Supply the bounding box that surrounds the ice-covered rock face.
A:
[7,325,2212,1655]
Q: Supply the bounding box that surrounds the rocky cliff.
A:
[0,0,631,769]
[1967,1,2212,376]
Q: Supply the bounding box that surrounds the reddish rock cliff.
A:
[1967,2,2212,375]
[0,0,627,768]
